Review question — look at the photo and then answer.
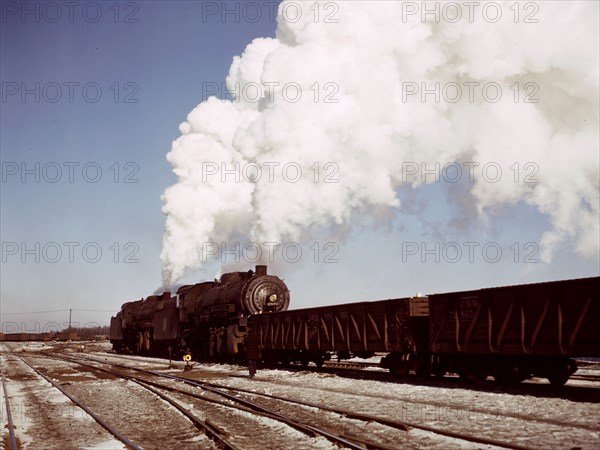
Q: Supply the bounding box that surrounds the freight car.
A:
[110,272,599,386]
[251,295,430,370]
[109,265,290,357]
[250,276,599,386]
[0,332,79,342]
[427,276,600,385]
[0,332,54,342]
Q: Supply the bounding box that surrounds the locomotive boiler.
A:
[109,265,290,357]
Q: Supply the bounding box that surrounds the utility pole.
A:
[68,308,72,339]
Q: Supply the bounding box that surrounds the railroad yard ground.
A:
[1,341,599,450]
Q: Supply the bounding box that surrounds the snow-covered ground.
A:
[1,345,127,450]
[2,341,599,449]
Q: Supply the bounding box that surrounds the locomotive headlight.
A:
[269,294,278,303]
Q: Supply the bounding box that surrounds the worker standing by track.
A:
[245,330,261,378]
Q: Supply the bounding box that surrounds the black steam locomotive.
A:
[110,269,599,386]
[109,265,290,358]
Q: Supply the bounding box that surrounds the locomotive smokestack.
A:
[255,265,267,276]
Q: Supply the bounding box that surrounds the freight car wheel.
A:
[493,364,522,385]
[415,367,431,377]
[381,354,411,376]
[459,371,487,382]
[431,357,447,378]
[433,369,447,379]
[547,360,577,387]
[414,359,431,377]
[390,362,410,376]
[547,373,569,387]
[459,366,488,382]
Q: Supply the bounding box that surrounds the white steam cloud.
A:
[161,1,599,286]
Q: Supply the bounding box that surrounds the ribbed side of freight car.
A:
[249,296,430,368]
[427,276,600,385]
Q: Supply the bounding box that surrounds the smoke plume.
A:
[161,1,599,286]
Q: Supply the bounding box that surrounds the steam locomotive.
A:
[110,269,599,386]
[109,265,290,357]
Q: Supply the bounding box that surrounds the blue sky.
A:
[1,1,281,331]
[1,1,598,333]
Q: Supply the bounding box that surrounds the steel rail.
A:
[323,360,381,369]
[43,352,390,450]
[569,374,600,382]
[18,357,142,450]
[80,353,542,450]
[186,377,540,450]
[1,365,19,450]
[129,379,241,450]
[23,354,238,450]
[110,366,377,450]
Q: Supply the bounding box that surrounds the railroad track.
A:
[120,377,240,450]
[59,351,544,450]
[43,352,394,450]
[1,365,19,450]
[9,353,224,449]
[17,356,143,450]
[87,350,600,391]
[192,378,541,450]
[295,358,600,402]
[323,360,382,370]
[325,359,600,386]
[32,349,597,448]
[236,365,600,429]
[20,354,235,449]
[569,373,600,383]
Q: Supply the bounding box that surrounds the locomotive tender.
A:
[110,270,599,386]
